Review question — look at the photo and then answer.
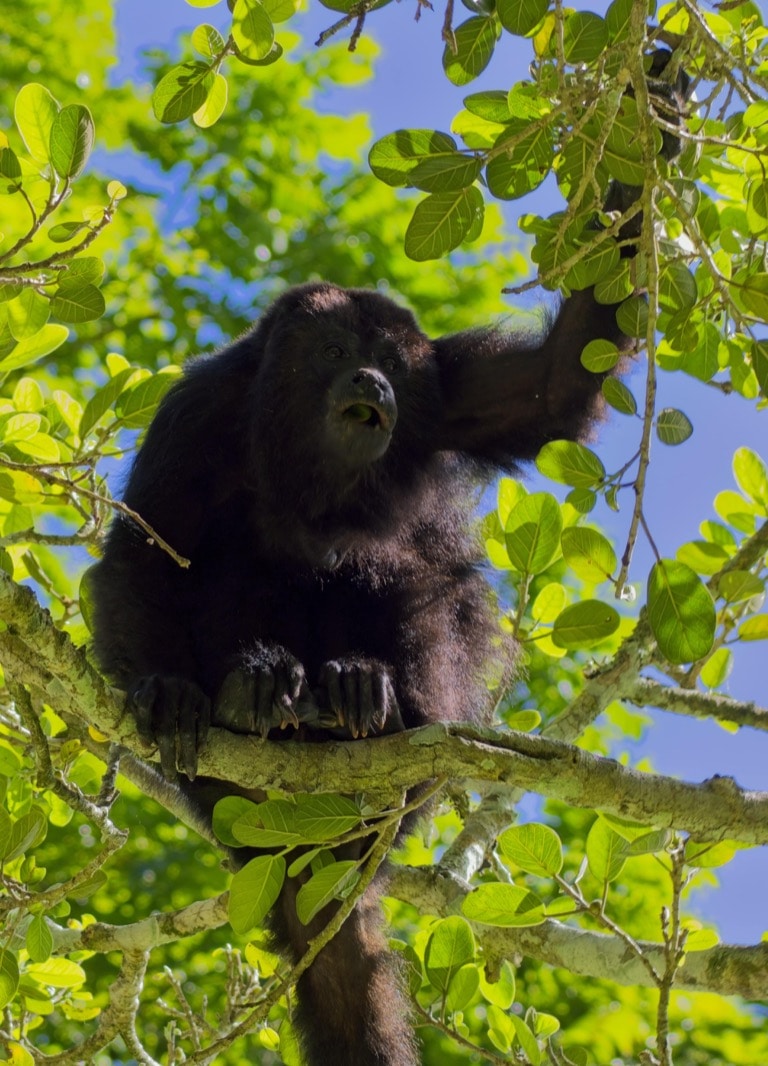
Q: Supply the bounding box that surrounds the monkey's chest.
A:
[188,561,401,678]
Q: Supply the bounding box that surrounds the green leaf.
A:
[464,90,511,123]
[561,526,616,583]
[445,964,480,1012]
[404,186,484,261]
[685,839,738,869]
[531,582,567,622]
[294,794,362,840]
[27,957,86,989]
[263,0,301,20]
[49,104,94,179]
[63,257,105,285]
[8,289,50,338]
[191,23,226,57]
[601,377,636,415]
[424,916,476,992]
[586,817,630,882]
[229,854,285,934]
[0,951,19,1010]
[486,122,554,200]
[656,407,693,445]
[580,338,619,373]
[699,647,732,689]
[535,440,605,488]
[498,822,563,877]
[564,240,620,290]
[616,295,648,337]
[627,828,671,855]
[2,810,46,862]
[14,83,60,164]
[504,492,562,574]
[152,62,215,124]
[462,883,545,927]
[594,261,634,304]
[647,560,716,664]
[369,129,458,187]
[0,147,22,185]
[719,571,764,604]
[48,220,90,243]
[659,262,698,313]
[51,280,105,324]
[497,0,548,35]
[732,446,768,508]
[0,325,69,373]
[562,11,608,62]
[479,960,515,1008]
[739,615,768,641]
[26,915,53,964]
[79,367,137,437]
[676,540,729,576]
[114,370,181,429]
[551,600,620,649]
[409,153,482,192]
[442,17,498,87]
[295,860,359,924]
[510,1015,541,1065]
[193,73,228,128]
[231,0,275,62]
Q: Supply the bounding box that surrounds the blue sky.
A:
[112,0,767,943]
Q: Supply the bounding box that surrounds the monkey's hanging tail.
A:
[272,879,418,1066]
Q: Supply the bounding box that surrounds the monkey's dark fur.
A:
[90,280,632,1064]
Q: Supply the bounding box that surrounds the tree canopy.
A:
[0,1,767,1064]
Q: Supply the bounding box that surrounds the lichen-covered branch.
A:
[387,866,768,1001]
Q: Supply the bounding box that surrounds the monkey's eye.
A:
[381,356,400,374]
[323,343,348,361]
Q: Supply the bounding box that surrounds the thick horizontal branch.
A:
[50,894,230,955]
[388,866,768,1001]
[3,572,768,845]
[626,677,768,732]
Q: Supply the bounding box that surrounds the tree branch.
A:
[387,866,768,1000]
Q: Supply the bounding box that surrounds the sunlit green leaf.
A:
[647,560,716,664]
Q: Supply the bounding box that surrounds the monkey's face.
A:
[325,360,398,466]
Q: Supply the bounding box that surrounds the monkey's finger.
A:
[130,676,159,744]
[358,670,374,738]
[320,663,345,726]
[286,659,305,704]
[156,720,179,781]
[343,669,358,738]
[255,669,275,736]
[371,671,389,732]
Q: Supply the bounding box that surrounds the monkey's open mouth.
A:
[342,402,384,429]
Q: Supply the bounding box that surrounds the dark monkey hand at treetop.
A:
[90,52,689,1066]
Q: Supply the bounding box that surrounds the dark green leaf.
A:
[551,599,620,648]
[601,376,636,415]
[295,860,359,924]
[369,129,457,187]
[486,121,554,200]
[656,407,693,445]
[562,11,608,62]
[229,854,285,933]
[497,0,548,36]
[51,280,105,324]
[404,186,484,261]
[49,104,94,178]
[442,17,498,87]
[504,491,562,573]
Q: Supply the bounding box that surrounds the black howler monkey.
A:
[90,51,688,1066]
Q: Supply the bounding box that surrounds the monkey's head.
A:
[242,283,445,553]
